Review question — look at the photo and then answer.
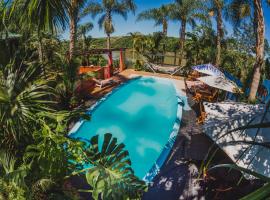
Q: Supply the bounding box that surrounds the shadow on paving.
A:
[143,161,205,200]
[142,92,264,200]
[143,94,206,200]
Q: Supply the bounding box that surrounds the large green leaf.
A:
[83,133,147,200]
[209,164,270,182]
[240,183,270,200]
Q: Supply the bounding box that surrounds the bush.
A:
[134,59,144,71]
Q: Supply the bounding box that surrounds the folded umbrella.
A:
[192,64,224,77]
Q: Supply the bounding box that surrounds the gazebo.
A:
[74,48,127,79]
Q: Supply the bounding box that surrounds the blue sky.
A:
[62,0,270,40]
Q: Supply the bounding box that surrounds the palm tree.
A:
[228,0,268,101]
[249,0,266,101]
[170,0,205,66]
[137,4,172,64]
[208,0,225,67]
[68,0,91,60]
[137,4,172,37]
[0,59,52,149]
[83,0,136,49]
[10,0,69,63]
[78,22,94,51]
[11,0,69,32]
[129,32,145,61]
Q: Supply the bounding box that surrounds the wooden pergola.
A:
[73,48,127,79]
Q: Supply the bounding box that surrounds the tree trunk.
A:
[69,18,76,60]
[107,33,111,49]
[69,0,77,60]
[249,0,265,101]
[162,19,168,65]
[38,38,43,63]
[162,19,168,37]
[179,19,186,66]
[174,51,177,65]
[215,1,223,67]
[105,10,112,50]
[83,34,86,52]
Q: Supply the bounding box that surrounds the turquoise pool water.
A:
[70,76,183,180]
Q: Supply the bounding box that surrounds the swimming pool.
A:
[70,76,185,181]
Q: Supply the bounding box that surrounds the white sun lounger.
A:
[93,78,120,88]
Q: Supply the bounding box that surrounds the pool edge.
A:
[142,79,185,182]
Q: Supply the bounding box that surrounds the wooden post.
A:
[105,50,113,79]
[119,49,126,72]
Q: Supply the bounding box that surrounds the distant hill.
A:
[90,36,133,49]
[90,36,180,51]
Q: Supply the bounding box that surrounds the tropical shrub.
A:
[72,133,147,200]
[0,58,53,151]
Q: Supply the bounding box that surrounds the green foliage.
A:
[83,0,136,36]
[11,0,69,32]
[185,25,216,66]
[0,150,28,199]
[87,55,107,66]
[82,133,147,200]
[240,183,270,200]
[0,179,26,200]
[54,55,82,110]
[0,59,53,150]
[23,112,87,180]
[134,59,144,71]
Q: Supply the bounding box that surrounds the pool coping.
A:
[69,75,185,183]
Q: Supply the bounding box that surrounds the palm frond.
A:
[11,0,69,33]
[82,2,103,19]
[209,164,270,182]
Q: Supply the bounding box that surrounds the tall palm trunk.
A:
[105,11,112,50]
[215,1,223,67]
[69,0,77,60]
[248,0,265,101]
[162,19,168,37]
[38,38,43,63]
[38,36,46,75]
[179,19,186,66]
[162,19,168,64]
[107,33,111,49]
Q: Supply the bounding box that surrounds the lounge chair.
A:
[93,78,120,88]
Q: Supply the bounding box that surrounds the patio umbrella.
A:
[197,75,240,93]
[203,102,270,179]
[192,64,224,77]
